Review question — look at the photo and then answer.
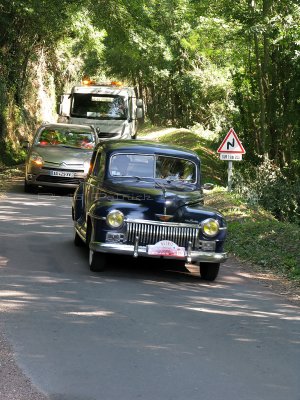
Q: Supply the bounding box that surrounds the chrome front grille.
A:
[126,220,199,249]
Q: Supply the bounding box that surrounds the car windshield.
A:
[109,154,197,183]
[36,128,95,149]
[71,94,128,120]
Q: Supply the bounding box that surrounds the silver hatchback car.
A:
[24,123,98,192]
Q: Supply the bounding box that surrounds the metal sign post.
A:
[217,128,246,192]
[228,161,233,192]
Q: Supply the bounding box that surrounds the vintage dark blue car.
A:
[72,140,227,281]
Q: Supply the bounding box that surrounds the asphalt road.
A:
[0,182,300,400]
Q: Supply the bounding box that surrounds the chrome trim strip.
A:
[126,219,199,229]
[89,241,228,263]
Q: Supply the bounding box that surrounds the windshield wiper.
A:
[112,176,149,182]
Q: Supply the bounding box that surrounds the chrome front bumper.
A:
[89,241,228,264]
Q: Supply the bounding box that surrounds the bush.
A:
[0,139,26,166]
[232,159,300,225]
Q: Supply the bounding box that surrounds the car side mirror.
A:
[202,182,214,191]
[136,108,143,119]
[136,99,143,107]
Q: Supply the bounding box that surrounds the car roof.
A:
[38,123,94,132]
[97,140,200,161]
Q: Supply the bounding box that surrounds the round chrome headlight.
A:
[201,218,220,237]
[106,210,124,228]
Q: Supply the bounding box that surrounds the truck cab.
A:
[59,81,143,140]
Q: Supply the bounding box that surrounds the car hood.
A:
[31,145,93,166]
[103,179,204,219]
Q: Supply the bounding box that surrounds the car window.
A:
[109,154,154,177]
[155,156,196,182]
[36,128,96,149]
[108,153,196,182]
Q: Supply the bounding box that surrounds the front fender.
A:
[73,183,85,221]
[89,200,149,221]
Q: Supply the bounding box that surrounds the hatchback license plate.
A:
[50,170,75,178]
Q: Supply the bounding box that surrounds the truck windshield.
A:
[71,93,128,120]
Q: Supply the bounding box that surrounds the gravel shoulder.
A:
[0,166,49,399]
[0,330,48,400]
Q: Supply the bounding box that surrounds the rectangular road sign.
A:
[220,153,243,161]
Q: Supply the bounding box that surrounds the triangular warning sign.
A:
[217,128,246,154]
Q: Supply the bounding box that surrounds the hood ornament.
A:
[156,199,173,222]
[155,181,174,221]
[156,214,173,222]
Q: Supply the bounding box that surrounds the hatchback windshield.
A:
[35,128,96,149]
[109,154,196,183]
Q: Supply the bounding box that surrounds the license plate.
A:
[147,240,185,258]
[50,170,75,178]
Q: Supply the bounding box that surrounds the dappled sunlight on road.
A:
[0,183,299,400]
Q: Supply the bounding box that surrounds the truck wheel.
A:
[89,249,106,272]
[199,262,220,281]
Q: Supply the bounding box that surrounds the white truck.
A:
[58,81,143,140]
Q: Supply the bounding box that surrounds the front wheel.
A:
[199,262,220,281]
[73,229,83,247]
[24,180,36,193]
[89,249,107,272]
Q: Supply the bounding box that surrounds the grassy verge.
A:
[140,124,300,283]
[205,188,300,282]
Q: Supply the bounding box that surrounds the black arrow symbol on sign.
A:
[227,138,235,150]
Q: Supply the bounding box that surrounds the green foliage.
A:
[205,187,300,282]
[90,0,234,130]
[227,219,300,281]
[232,159,300,224]
[0,139,26,166]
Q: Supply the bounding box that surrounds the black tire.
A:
[74,229,83,247]
[199,262,220,281]
[89,249,106,272]
[24,180,36,193]
[86,221,106,272]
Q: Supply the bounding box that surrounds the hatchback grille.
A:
[42,167,84,173]
[126,220,199,249]
[36,175,83,185]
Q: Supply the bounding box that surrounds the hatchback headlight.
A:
[106,210,124,228]
[30,153,44,167]
[201,218,220,237]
